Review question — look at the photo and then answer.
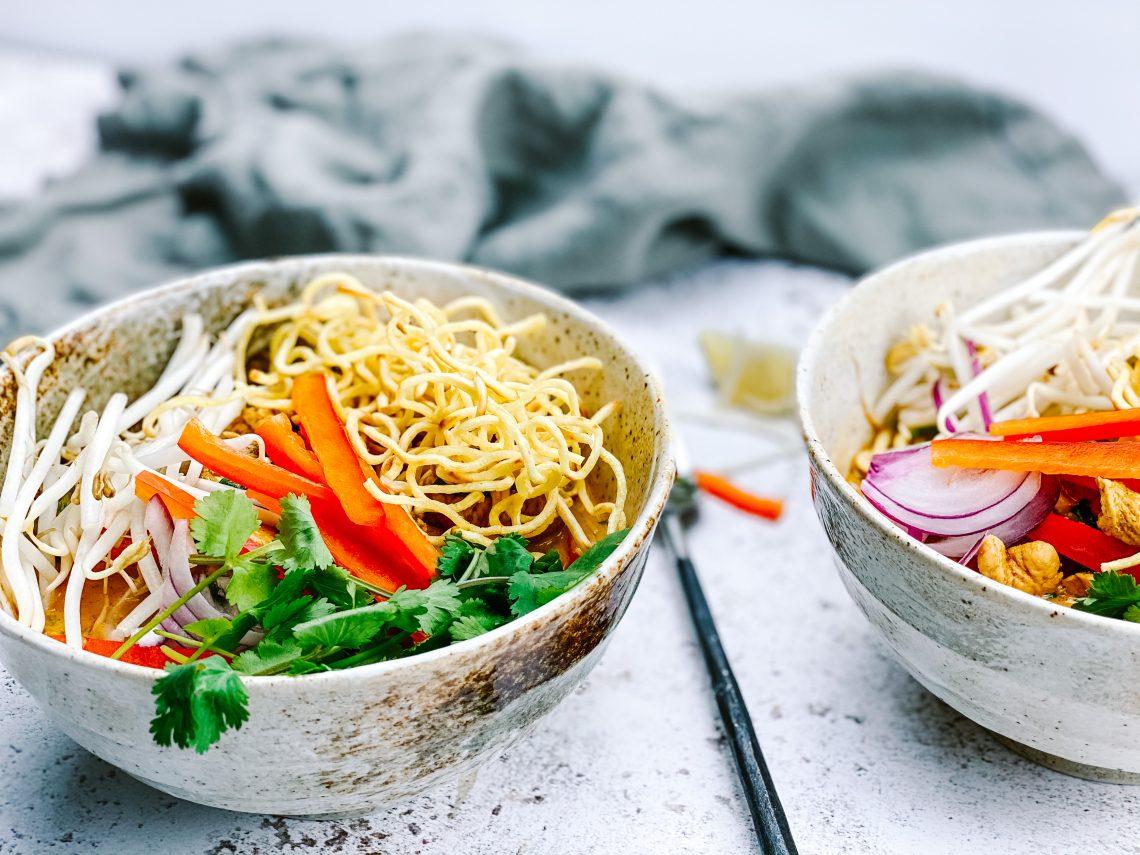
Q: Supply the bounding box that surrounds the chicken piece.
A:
[1052,572,1094,607]
[1097,478,1140,546]
[976,535,1062,596]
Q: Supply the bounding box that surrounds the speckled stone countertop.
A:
[0,49,1136,855]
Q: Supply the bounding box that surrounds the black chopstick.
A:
[664,519,798,855]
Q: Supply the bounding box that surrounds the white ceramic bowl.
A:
[0,256,673,815]
[799,231,1140,783]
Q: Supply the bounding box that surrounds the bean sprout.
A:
[865,210,1140,449]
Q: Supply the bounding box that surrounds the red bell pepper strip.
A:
[311,502,409,592]
[135,471,198,520]
[931,437,1140,480]
[292,373,437,584]
[178,418,336,505]
[1027,513,1139,576]
[256,414,324,482]
[248,488,405,590]
[695,470,783,521]
[180,416,430,590]
[291,373,386,528]
[52,636,203,669]
[991,407,1140,442]
[361,479,438,588]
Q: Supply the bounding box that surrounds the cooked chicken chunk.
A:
[1052,572,1095,607]
[976,535,1062,596]
[1097,478,1140,546]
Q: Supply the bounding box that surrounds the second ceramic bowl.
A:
[799,231,1140,783]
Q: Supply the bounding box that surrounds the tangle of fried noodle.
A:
[237,274,627,548]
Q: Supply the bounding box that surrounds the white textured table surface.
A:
[1,50,1137,855]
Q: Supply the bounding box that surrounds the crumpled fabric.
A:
[0,33,1123,337]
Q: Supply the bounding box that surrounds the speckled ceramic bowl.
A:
[799,231,1140,784]
[0,256,672,816]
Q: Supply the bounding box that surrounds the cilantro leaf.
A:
[508,569,591,617]
[507,531,628,617]
[323,636,406,669]
[437,534,478,579]
[309,564,372,610]
[182,618,234,647]
[449,598,507,641]
[150,657,248,753]
[532,550,563,574]
[1074,571,1140,618]
[565,529,628,576]
[289,660,331,675]
[485,534,534,577]
[292,602,392,648]
[386,581,463,635]
[277,494,334,571]
[190,490,260,561]
[224,561,278,611]
[262,596,336,641]
[251,567,311,619]
[232,638,305,676]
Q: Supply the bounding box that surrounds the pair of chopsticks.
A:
[660,438,798,855]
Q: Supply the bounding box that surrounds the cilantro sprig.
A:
[146,491,629,752]
[1073,571,1140,621]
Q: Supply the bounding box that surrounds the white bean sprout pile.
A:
[857,209,1140,472]
[0,311,258,645]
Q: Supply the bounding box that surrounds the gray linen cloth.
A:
[0,34,1124,337]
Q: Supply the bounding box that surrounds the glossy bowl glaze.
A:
[799,232,1140,783]
[0,256,673,815]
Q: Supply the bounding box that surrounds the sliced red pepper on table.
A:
[292,372,437,585]
[695,470,784,521]
[931,438,1140,480]
[990,407,1140,443]
[135,470,198,520]
[256,413,325,482]
[1027,513,1139,578]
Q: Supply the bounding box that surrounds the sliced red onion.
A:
[166,518,231,623]
[932,379,959,434]
[862,440,1059,559]
[925,477,1058,558]
[863,471,1044,536]
[966,340,993,432]
[865,443,1027,521]
[957,533,988,566]
[145,497,197,633]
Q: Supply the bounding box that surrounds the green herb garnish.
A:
[1073,571,1140,619]
[147,491,628,752]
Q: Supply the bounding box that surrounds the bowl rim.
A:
[797,228,1140,637]
[0,253,675,688]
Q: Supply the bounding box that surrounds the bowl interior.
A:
[802,232,1082,475]
[0,255,664,532]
